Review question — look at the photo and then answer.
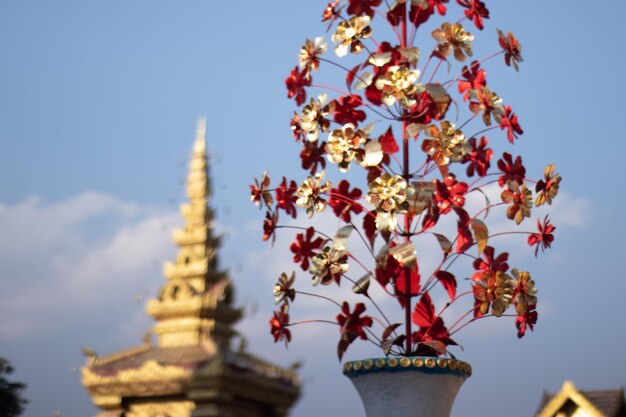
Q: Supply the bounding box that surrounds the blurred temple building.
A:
[81,120,300,417]
[535,381,625,417]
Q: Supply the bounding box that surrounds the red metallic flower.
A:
[322,0,342,24]
[434,174,468,214]
[457,0,489,30]
[333,94,367,125]
[412,293,456,356]
[337,302,373,341]
[406,91,440,125]
[498,29,523,71]
[515,305,537,338]
[270,305,291,345]
[497,152,526,186]
[379,126,399,154]
[263,210,278,244]
[386,2,406,27]
[337,301,374,359]
[499,105,523,143]
[388,2,443,28]
[411,0,449,20]
[346,0,382,18]
[290,227,325,271]
[458,60,486,101]
[329,179,363,222]
[276,177,298,219]
[300,140,327,175]
[464,136,493,177]
[472,246,509,282]
[528,216,555,256]
[285,66,311,106]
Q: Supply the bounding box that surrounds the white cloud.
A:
[0,192,179,341]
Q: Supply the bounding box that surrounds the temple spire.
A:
[82,120,300,417]
[146,118,241,349]
[193,118,207,154]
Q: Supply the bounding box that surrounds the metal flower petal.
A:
[473,271,514,317]
[511,269,537,315]
[432,23,474,62]
[421,121,470,167]
[296,172,332,217]
[331,15,372,57]
[501,181,532,225]
[374,65,424,108]
[300,94,335,142]
[299,37,328,74]
[311,246,349,286]
[273,271,297,305]
[325,123,369,172]
[366,173,409,231]
[535,164,561,206]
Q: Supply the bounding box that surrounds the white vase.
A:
[343,357,471,417]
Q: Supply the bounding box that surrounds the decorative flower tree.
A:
[251,0,561,364]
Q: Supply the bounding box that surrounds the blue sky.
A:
[0,1,625,417]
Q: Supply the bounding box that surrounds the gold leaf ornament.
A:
[470,218,488,255]
[389,241,417,270]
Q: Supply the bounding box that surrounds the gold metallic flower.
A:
[432,23,474,62]
[375,65,424,108]
[511,269,537,314]
[296,172,332,217]
[474,271,514,317]
[501,181,532,225]
[469,87,504,126]
[367,173,409,231]
[301,94,335,142]
[421,121,470,167]
[325,123,368,172]
[535,164,561,207]
[273,271,296,305]
[331,15,372,58]
[250,170,273,208]
[299,37,327,74]
[311,246,349,286]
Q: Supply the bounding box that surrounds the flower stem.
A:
[295,291,343,308]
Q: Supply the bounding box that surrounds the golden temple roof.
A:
[536,381,626,417]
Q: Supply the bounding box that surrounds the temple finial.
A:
[193,118,207,155]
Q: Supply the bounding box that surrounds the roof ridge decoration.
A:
[146,118,242,349]
[536,381,610,417]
